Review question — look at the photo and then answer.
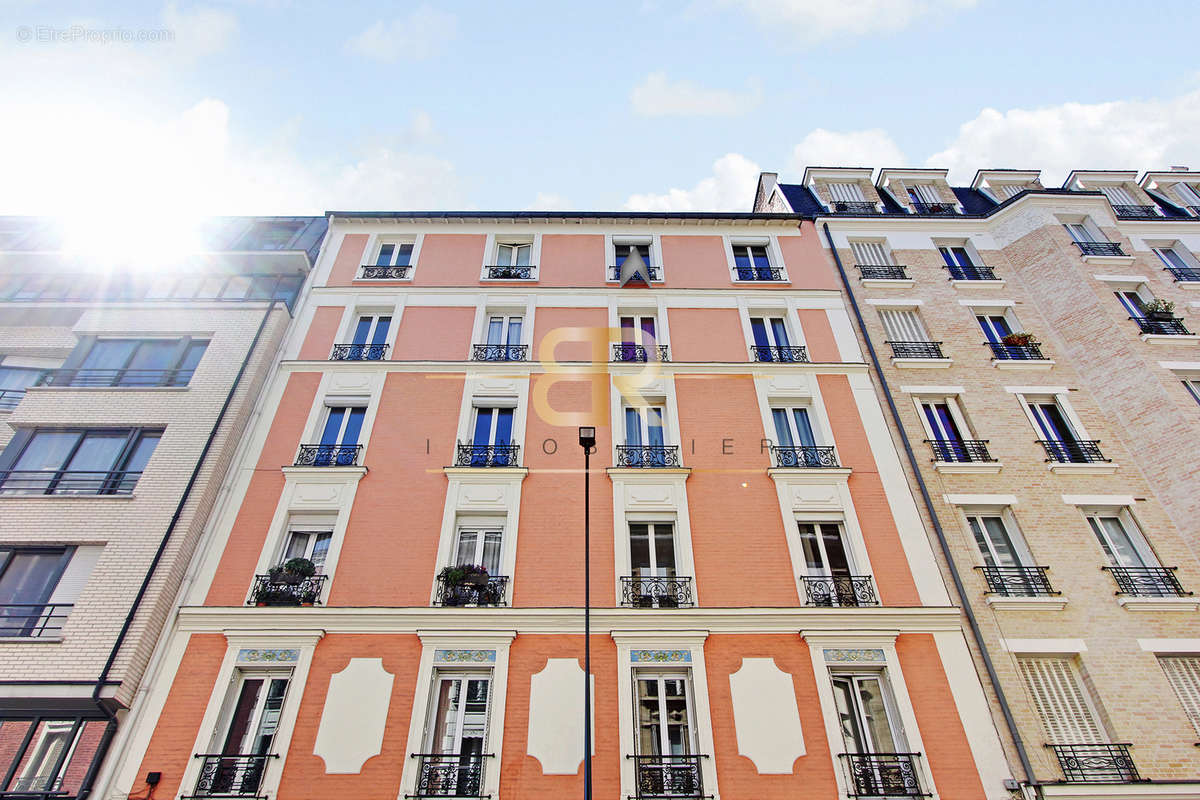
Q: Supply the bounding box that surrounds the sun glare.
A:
[61,209,207,272]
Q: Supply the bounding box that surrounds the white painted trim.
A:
[1000,638,1087,653]
[943,494,1019,506]
[1061,494,1138,507]
[898,385,966,394]
[863,298,923,306]
[1002,385,1071,394]
[1137,639,1200,652]
[958,298,1016,307]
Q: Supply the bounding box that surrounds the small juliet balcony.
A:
[945,264,999,281]
[771,445,839,468]
[609,265,661,282]
[620,575,694,608]
[1130,315,1192,336]
[750,345,809,363]
[0,602,72,638]
[360,264,411,279]
[910,201,957,216]
[628,754,708,800]
[832,201,880,214]
[734,266,785,281]
[330,342,390,361]
[615,445,681,468]
[926,439,995,463]
[294,443,362,467]
[249,573,327,606]
[434,572,509,607]
[455,443,521,468]
[484,264,535,280]
[36,367,194,387]
[0,387,29,411]
[1103,565,1191,598]
[410,752,492,798]
[977,565,1058,597]
[471,343,529,361]
[1037,439,1108,464]
[1047,743,1141,783]
[1075,241,1126,257]
[1165,265,1200,282]
[888,341,945,359]
[190,752,277,798]
[1111,204,1159,219]
[839,752,928,798]
[800,575,878,607]
[987,340,1046,361]
[857,264,909,280]
[613,343,670,362]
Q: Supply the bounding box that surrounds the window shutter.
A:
[913,184,941,204]
[1018,657,1105,744]
[47,546,102,606]
[851,242,892,266]
[829,183,865,203]
[1100,185,1136,206]
[1160,657,1200,736]
[879,309,928,342]
[1174,182,1200,206]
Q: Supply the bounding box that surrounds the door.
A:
[968,516,1025,568]
[733,244,772,279]
[619,315,659,360]
[209,673,290,794]
[921,401,965,459]
[485,315,523,360]
[976,314,1013,343]
[635,674,700,796]
[281,530,332,572]
[470,407,514,465]
[349,315,391,359]
[1087,515,1157,569]
[750,317,795,361]
[624,407,666,465]
[316,407,365,465]
[629,522,678,607]
[1027,401,1078,444]
[832,674,909,796]
[425,673,491,796]
[1115,290,1148,319]
[455,527,503,575]
[797,523,856,605]
[772,407,818,464]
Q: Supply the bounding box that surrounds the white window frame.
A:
[794,519,859,578]
[1152,242,1199,272]
[480,233,541,280]
[451,515,506,575]
[606,234,662,283]
[972,306,1022,341]
[1017,393,1086,443]
[279,526,333,572]
[317,402,368,447]
[849,239,895,267]
[632,669,700,753]
[628,519,680,577]
[1062,217,1107,244]
[963,508,1035,567]
[1172,181,1200,213]
[725,235,788,283]
[336,307,400,353]
[913,395,973,442]
[360,233,422,280]
[742,306,806,360]
[421,668,493,753]
[1081,506,1159,568]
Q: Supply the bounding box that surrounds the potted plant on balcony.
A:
[258,557,317,606]
[438,564,488,606]
[1144,299,1176,321]
[1000,331,1034,346]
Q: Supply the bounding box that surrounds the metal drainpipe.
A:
[821,222,1039,793]
[77,300,280,800]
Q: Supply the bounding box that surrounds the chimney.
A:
[1170,165,1189,172]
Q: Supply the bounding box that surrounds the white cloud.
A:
[787,128,906,171]
[347,5,457,62]
[927,89,1200,184]
[630,72,762,117]
[162,2,239,59]
[721,0,976,43]
[625,153,761,211]
[526,192,572,211]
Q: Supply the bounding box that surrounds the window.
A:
[772,406,818,450]
[1114,289,1149,319]
[0,547,72,637]
[454,522,503,575]
[1153,245,1198,277]
[0,428,160,495]
[907,184,941,205]
[796,521,856,586]
[0,362,46,411]
[311,406,365,466]
[612,241,657,282]
[237,220,303,250]
[1025,398,1079,444]
[197,671,290,796]
[350,315,391,348]
[850,241,894,266]
[616,314,663,361]
[919,399,977,461]
[0,718,107,796]
[622,406,668,466]
[281,529,331,572]
[628,522,678,602]
[1183,377,1200,405]
[1064,221,1102,244]
[880,309,931,344]
[495,242,531,267]
[829,182,866,203]
[1159,656,1200,736]
[1085,513,1158,570]
[1099,185,1138,207]
[373,240,414,267]
[939,245,973,268]
[749,316,801,362]
[976,311,1014,342]
[421,672,491,797]
[66,338,208,387]
[1017,657,1105,744]
[636,673,698,756]
[1173,182,1200,209]
[466,406,515,466]
[732,244,778,281]
[486,314,523,350]
[831,672,907,755]
[615,242,651,265]
[968,515,1032,569]
[990,183,1024,200]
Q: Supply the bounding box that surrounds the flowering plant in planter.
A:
[1144,299,1176,319]
[438,564,491,606]
[1000,331,1035,346]
[268,557,316,585]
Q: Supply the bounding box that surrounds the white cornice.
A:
[275,361,871,376]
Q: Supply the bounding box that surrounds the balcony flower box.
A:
[256,557,319,606]
[1000,331,1035,347]
[438,564,496,606]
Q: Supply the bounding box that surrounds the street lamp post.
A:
[578,426,596,800]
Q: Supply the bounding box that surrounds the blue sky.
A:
[1,0,1198,216]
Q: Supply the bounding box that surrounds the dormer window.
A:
[1099,185,1158,219]
[990,183,1024,200]
[1172,181,1200,214]
[907,185,956,215]
[827,183,876,213]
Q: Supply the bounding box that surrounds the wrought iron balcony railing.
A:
[471,343,529,361]
[1111,204,1159,219]
[0,388,29,411]
[801,575,878,607]
[1047,743,1140,783]
[750,345,809,363]
[434,575,509,607]
[1036,439,1108,464]
[409,753,491,798]
[910,201,957,215]
[945,264,999,281]
[615,445,681,468]
[1103,565,1191,597]
[839,752,928,798]
[360,264,411,279]
[987,340,1046,360]
[330,342,390,361]
[455,443,521,467]
[734,266,785,281]
[35,367,195,387]
[621,575,694,608]
[977,565,1058,597]
[609,265,661,281]
[925,439,994,463]
[294,443,362,467]
[248,574,328,606]
[1165,266,1200,282]
[771,445,839,468]
[0,469,143,495]
[1130,316,1192,335]
[888,341,944,359]
[613,343,670,362]
[0,603,72,638]
[1075,241,1125,257]
[832,201,880,214]
[484,264,534,280]
[628,754,708,799]
[189,753,277,798]
[857,264,908,280]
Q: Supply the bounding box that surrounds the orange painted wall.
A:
[132,634,228,799]
[532,307,609,363]
[206,372,321,605]
[816,373,920,605]
[660,235,731,288]
[780,223,839,290]
[674,374,799,607]
[326,233,368,286]
[796,309,841,362]
[499,635,621,797]
[276,634,423,799]
[704,634,839,798]
[515,375,613,606]
[411,234,487,286]
[329,372,465,605]
[896,634,988,800]
[539,234,605,287]
[666,308,747,362]
[392,306,476,361]
[298,306,345,360]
